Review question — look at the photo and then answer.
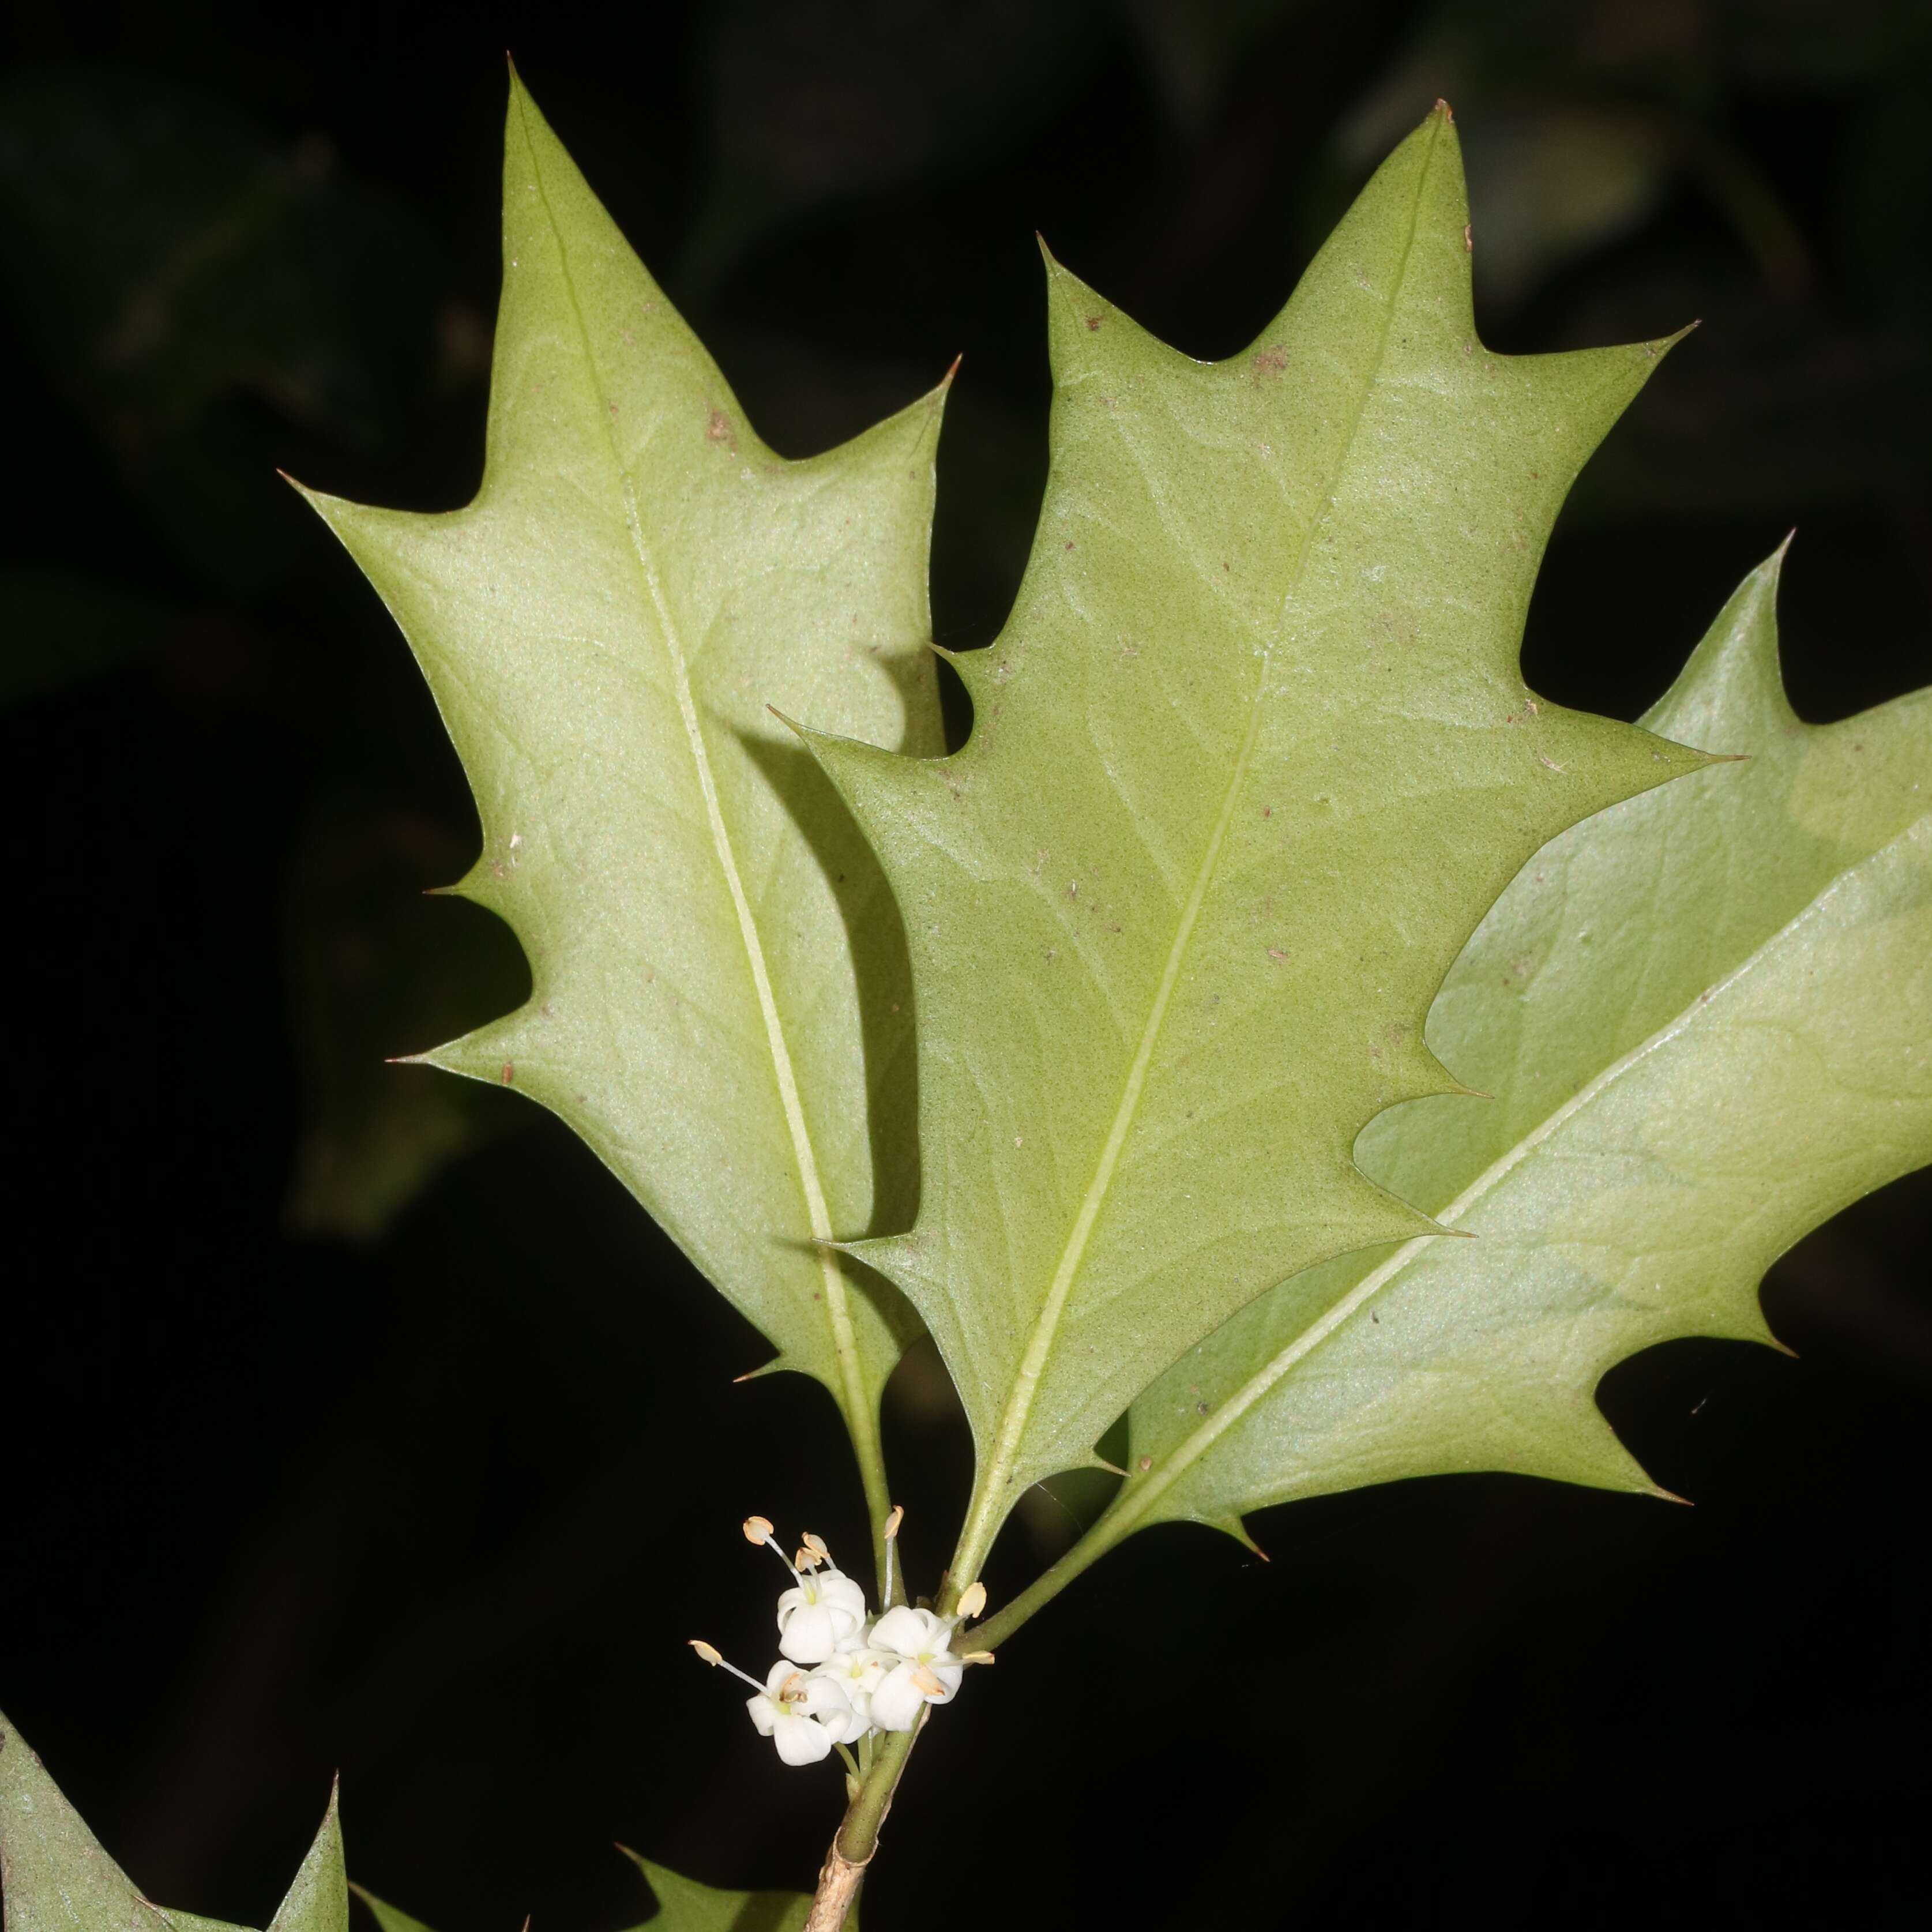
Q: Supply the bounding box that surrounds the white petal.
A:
[869,1662,926,1732]
[779,1603,840,1664]
[799,1675,855,1725]
[771,1716,833,1766]
[929,1659,964,1699]
[820,1571,868,1619]
[746,1693,780,1738]
[871,1605,946,1658]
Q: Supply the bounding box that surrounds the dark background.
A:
[3,2,1930,1927]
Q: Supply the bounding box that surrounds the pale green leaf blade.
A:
[615,1847,837,1931]
[1115,548,1932,1538]
[0,1708,321,1932]
[804,103,1708,1565]
[349,1850,837,1932]
[267,1787,347,1932]
[347,1888,434,1932]
[299,76,944,1447]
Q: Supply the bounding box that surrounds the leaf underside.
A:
[0,1709,344,1932]
[303,77,945,1438]
[1113,548,1932,1546]
[807,103,1710,1542]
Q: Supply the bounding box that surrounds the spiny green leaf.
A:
[803,102,1708,1569]
[615,1846,837,1931]
[350,1847,838,1932]
[0,1709,339,1932]
[348,1888,435,1932]
[300,75,946,1463]
[1108,547,1931,1544]
[267,1787,348,1932]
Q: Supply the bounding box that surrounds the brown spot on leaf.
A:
[1253,344,1288,376]
[501,1062,514,1085]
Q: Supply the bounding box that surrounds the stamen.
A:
[688,1638,768,1693]
[956,1580,987,1621]
[961,1650,995,1666]
[794,1545,820,1572]
[911,1664,947,1697]
[800,1530,831,1565]
[882,1503,903,1603]
[742,1512,801,1579]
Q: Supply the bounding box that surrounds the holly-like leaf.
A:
[614,1846,839,1932]
[803,101,1709,1572]
[299,76,946,1478]
[351,1845,839,1932]
[348,1889,435,1932]
[1097,547,1931,1548]
[0,1709,343,1932]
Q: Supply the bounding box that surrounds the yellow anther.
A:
[742,1514,774,1543]
[956,1580,987,1621]
[883,1504,904,1540]
[689,1639,723,1666]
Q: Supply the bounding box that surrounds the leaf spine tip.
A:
[1648,1485,1694,1508]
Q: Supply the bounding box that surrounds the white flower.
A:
[868,1604,965,1731]
[776,1565,868,1664]
[811,1646,893,1731]
[746,1661,862,1765]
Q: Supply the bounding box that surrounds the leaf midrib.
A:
[1111,802,1932,1534]
[952,111,1448,1574]
[516,99,873,1430]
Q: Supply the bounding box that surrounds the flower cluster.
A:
[689,1513,990,1768]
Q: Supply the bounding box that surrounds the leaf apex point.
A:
[1648,1485,1694,1508]
[941,351,963,390]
